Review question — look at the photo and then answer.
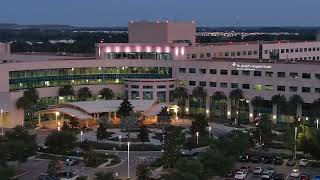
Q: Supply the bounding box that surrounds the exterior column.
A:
[108,112,111,121]
[185,96,190,115]
[227,98,232,120]
[297,104,302,118]
[85,119,89,127]
[272,103,278,124]
[249,101,254,122]
[38,114,42,127]
[205,96,210,118]
[166,91,170,103]
[114,112,117,118]
[97,113,100,120]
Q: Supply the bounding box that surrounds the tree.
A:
[136,163,151,180]
[80,139,92,152]
[251,96,265,114]
[61,121,70,131]
[190,114,208,135]
[118,99,135,141]
[157,106,171,135]
[271,94,287,115]
[175,159,204,179]
[212,91,227,119]
[289,94,304,116]
[47,159,62,177]
[69,118,80,129]
[163,169,198,180]
[15,88,39,120]
[99,88,114,100]
[58,85,75,97]
[229,89,244,118]
[96,122,108,142]
[83,150,98,167]
[173,87,188,115]
[45,131,77,154]
[138,125,149,143]
[95,172,118,180]
[192,87,207,114]
[255,114,273,143]
[78,87,92,101]
[0,166,15,180]
[4,126,37,166]
[163,127,185,168]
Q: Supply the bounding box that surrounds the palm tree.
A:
[118,99,135,141]
[58,85,75,97]
[271,94,287,117]
[157,106,171,135]
[99,88,114,100]
[173,87,188,115]
[16,88,39,120]
[77,87,92,101]
[212,91,227,119]
[229,89,244,118]
[251,96,265,115]
[289,94,304,116]
[192,86,207,114]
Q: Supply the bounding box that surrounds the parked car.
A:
[290,169,301,178]
[299,159,309,167]
[240,166,251,173]
[239,154,250,162]
[251,155,261,163]
[56,171,79,180]
[274,157,284,165]
[262,156,273,164]
[234,171,248,180]
[261,169,274,179]
[300,174,310,180]
[314,175,320,180]
[287,159,296,166]
[272,173,284,180]
[253,167,263,175]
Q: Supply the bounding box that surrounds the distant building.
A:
[0,43,10,58]
[317,31,320,41]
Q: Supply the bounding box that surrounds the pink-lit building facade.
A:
[1,21,320,128]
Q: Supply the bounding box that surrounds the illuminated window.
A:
[253,84,263,91]
[265,85,273,91]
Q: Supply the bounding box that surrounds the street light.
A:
[0,109,3,136]
[127,142,130,179]
[119,135,122,147]
[196,132,199,145]
[55,112,60,128]
[317,119,319,130]
[208,126,212,139]
[294,126,298,159]
[80,131,83,143]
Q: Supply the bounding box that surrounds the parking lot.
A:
[233,157,320,180]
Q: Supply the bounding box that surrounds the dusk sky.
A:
[1,0,320,27]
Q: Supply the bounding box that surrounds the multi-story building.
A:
[1,21,320,128]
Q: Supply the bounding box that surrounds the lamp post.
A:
[294,126,298,160]
[196,132,199,145]
[80,131,83,143]
[127,142,130,179]
[119,135,122,147]
[317,119,319,130]
[208,126,212,139]
[0,109,3,136]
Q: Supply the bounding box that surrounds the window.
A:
[189,68,196,73]
[131,85,139,89]
[242,51,247,55]
[242,70,250,76]
[231,70,239,75]
[199,81,207,87]
[131,91,139,100]
[220,82,228,88]
[248,51,252,55]
[210,82,217,87]
[253,50,258,55]
[191,54,197,59]
[280,49,285,53]
[315,73,320,80]
[302,73,311,79]
[143,85,153,89]
[277,86,286,91]
[157,91,166,102]
[253,84,263,91]
[231,52,235,56]
[290,72,298,79]
[157,85,166,89]
[302,87,310,93]
[189,81,196,86]
[220,70,228,75]
[206,53,211,58]
[265,71,273,77]
[210,69,217,74]
[286,49,289,53]
[186,54,190,59]
[200,53,205,58]
[169,84,174,88]
[236,51,241,56]
[199,69,207,74]
[277,72,286,78]
[143,91,153,100]
[179,68,186,73]
[315,88,320,93]
[254,71,262,76]
[231,83,238,88]
[290,49,294,53]
[264,50,269,54]
[289,86,298,92]
[224,52,229,57]
[265,85,273,91]
[242,84,250,89]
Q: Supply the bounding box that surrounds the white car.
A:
[299,159,309,166]
[290,169,301,178]
[234,170,247,179]
[253,167,263,174]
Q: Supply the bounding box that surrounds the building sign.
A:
[232,62,272,71]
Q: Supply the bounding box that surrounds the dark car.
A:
[300,174,310,180]
[286,159,296,166]
[272,173,284,180]
[239,154,250,162]
[251,155,260,163]
[262,156,273,164]
[314,176,320,180]
[274,157,284,165]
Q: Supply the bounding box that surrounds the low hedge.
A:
[89,141,162,151]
